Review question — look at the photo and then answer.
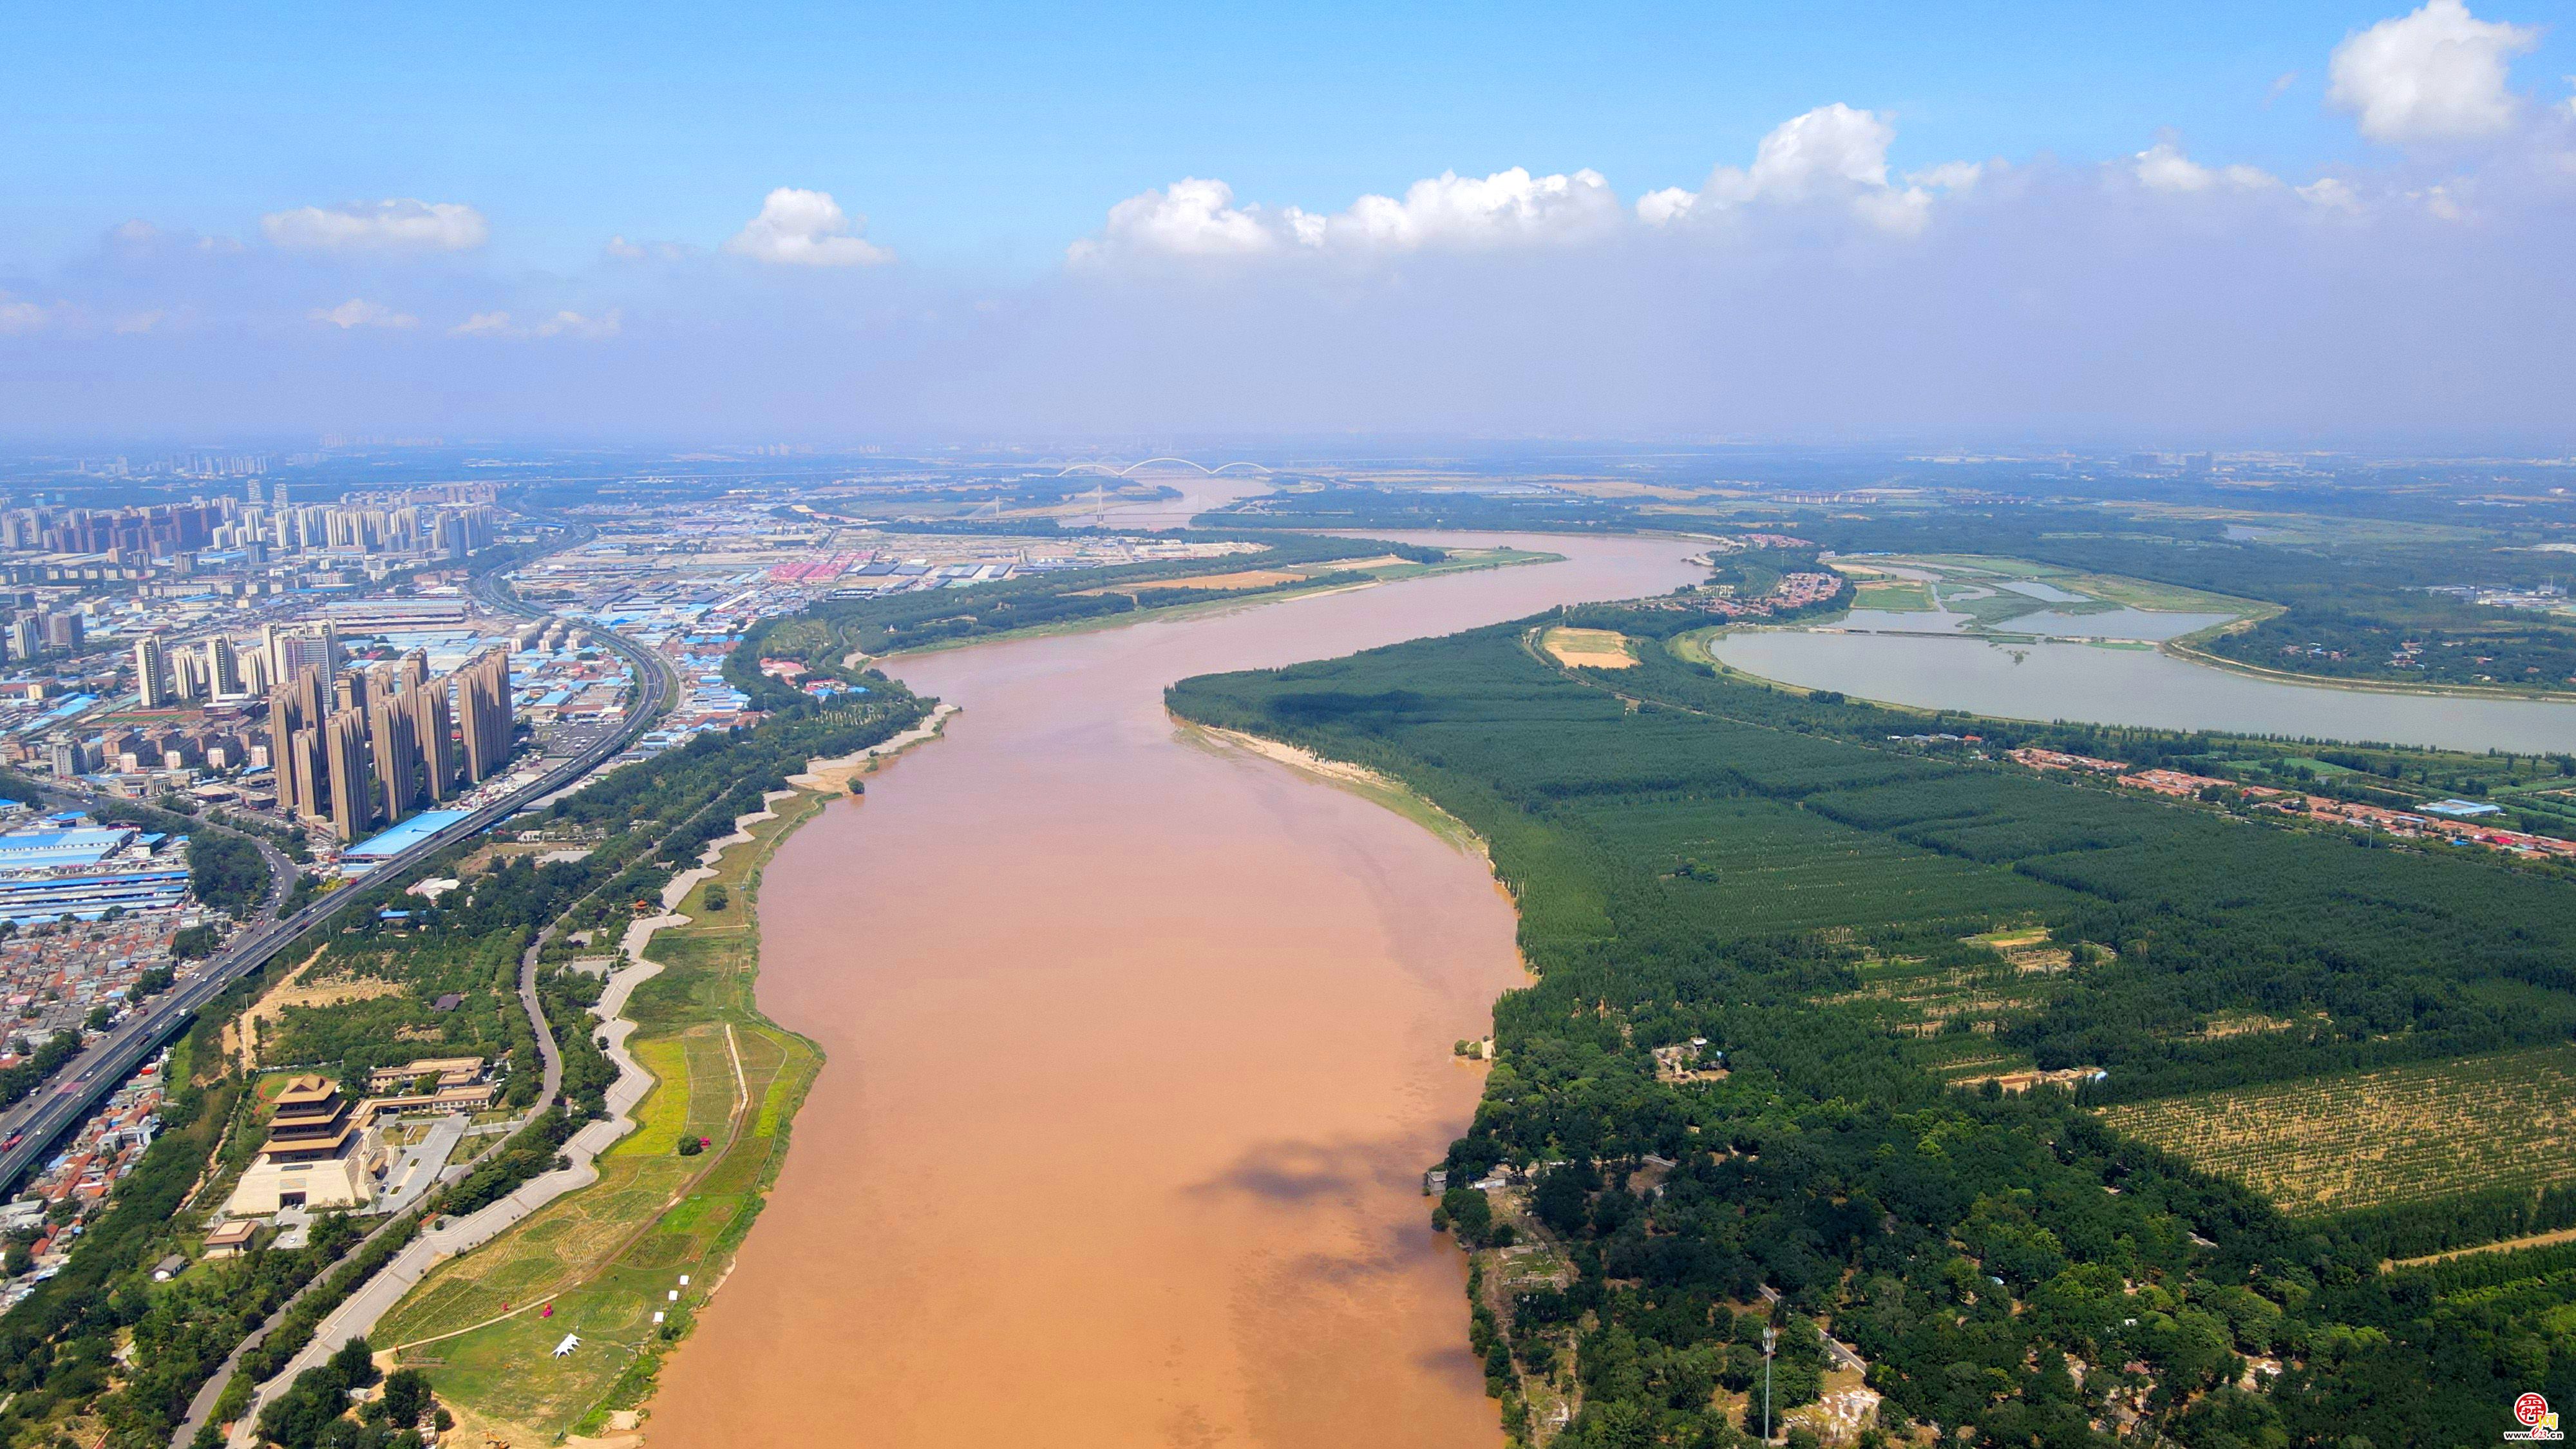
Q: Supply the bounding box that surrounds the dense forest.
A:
[1170,616,2576,1448]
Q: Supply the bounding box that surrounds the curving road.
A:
[0,551,676,1197]
[158,561,674,1448]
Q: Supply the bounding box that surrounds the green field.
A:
[1850,578,1934,611]
[1835,554,2264,627]
[374,796,827,1442]
[2099,1046,2576,1217]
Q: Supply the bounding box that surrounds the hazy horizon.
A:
[6,1,2575,448]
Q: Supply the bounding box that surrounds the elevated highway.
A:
[0,551,676,1193]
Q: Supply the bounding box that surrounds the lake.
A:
[1709,628,2576,752]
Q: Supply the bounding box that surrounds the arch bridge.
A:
[1052,457,1274,478]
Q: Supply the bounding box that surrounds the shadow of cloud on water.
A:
[1180,1133,1428,1207]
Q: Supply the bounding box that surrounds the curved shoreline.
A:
[245,707,963,1444]
[1696,621,2576,746]
[2157,633,2576,703]
[634,531,1710,1449]
[223,799,739,1443]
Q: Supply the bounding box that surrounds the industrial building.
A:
[0,822,193,923]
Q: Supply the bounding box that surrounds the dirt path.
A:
[231,946,368,1071]
[2392,1225,2576,1269]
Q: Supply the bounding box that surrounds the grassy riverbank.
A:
[875,544,1560,663]
[373,793,829,1443]
[2158,629,2576,701]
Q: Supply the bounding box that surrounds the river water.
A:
[644,535,1706,1449]
[1709,629,2576,753]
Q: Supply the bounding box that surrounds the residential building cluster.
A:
[0,606,86,665]
[269,643,513,841]
[2006,747,2576,863]
[0,487,498,591]
[1642,571,1846,620]
[0,1053,169,1310]
[2426,582,2572,614]
[0,904,190,1041]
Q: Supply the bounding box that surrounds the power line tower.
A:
[1761,1325,1777,1442]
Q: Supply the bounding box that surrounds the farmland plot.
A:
[2099,1046,2576,1215]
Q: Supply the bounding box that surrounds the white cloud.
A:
[1725,103,1902,198]
[2416,182,2470,220]
[1634,187,1698,227]
[2297,176,2365,211]
[310,299,417,329]
[2133,142,2280,193]
[1640,104,1959,234]
[1078,111,1980,263]
[2329,0,2540,143]
[104,220,243,257]
[724,189,893,267]
[1906,160,1987,192]
[111,310,166,336]
[1075,177,1284,260]
[262,200,489,252]
[1320,167,1622,250]
[535,308,620,338]
[450,308,621,339]
[604,236,694,263]
[0,296,48,335]
[1074,167,1622,261]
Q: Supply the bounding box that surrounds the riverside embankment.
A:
[640,534,1706,1449]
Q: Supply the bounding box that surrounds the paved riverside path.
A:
[215,790,807,1445]
[171,927,568,1448]
[220,949,670,1446]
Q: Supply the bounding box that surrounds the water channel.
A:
[644,535,1707,1448]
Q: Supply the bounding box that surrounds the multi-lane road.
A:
[0,567,675,1193]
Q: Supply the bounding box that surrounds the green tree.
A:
[379,1368,430,1427]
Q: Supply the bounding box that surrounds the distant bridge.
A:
[1052,457,1274,478]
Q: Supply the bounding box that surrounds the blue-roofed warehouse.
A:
[0,867,189,923]
[342,811,473,865]
[0,827,137,870]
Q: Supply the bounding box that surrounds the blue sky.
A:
[8,0,2566,272]
[4,1,2575,444]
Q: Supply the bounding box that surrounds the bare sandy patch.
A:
[234,947,402,1069]
[1542,627,1638,670]
[1195,725,1399,793]
[1072,568,1307,595]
